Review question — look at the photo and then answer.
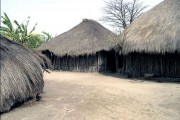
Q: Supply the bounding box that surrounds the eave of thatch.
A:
[0,36,46,113]
[35,51,52,70]
[38,19,119,56]
[121,0,180,54]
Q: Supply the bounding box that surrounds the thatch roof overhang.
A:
[0,36,46,112]
[38,19,119,57]
[121,0,180,55]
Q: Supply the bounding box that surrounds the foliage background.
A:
[0,13,53,49]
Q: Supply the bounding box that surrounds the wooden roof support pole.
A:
[97,53,100,72]
[115,53,118,72]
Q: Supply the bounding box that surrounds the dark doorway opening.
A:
[42,50,55,65]
[118,55,123,68]
[106,51,117,72]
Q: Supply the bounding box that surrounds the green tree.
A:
[13,18,37,45]
[0,12,52,48]
[0,12,19,40]
[42,31,53,41]
[27,34,45,48]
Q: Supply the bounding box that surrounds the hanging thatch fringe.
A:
[38,19,120,72]
[0,36,48,113]
[38,19,119,57]
[119,0,180,78]
[121,0,180,54]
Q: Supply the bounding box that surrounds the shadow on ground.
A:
[100,72,180,84]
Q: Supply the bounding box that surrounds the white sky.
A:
[1,0,163,35]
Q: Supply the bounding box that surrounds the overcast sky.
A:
[1,0,163,35]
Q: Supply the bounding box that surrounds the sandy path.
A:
[1,72,180,120]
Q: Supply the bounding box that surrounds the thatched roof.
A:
[38,19,119,56]
[0,36,46,113]
[35,51,52,70]
[121,0,180,54]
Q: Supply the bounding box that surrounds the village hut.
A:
[0,36,47,113]
[38,19,121,72]
[121,0,180,78]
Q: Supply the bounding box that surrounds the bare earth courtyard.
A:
[1,72,180,120]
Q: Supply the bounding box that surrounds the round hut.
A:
[121,0,180,77]
[0,36,46,113]
[38,19,120,72]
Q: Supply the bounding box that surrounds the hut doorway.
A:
[106,51,117,72]
[118,55,123,68]
[42,50,55,65]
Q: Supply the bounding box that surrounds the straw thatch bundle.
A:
[38,19,120,72]
[38,19,119,56]
[119,0,180,78]
[0,36,46,113]
[35,51,52,70]
[122,0,180,54]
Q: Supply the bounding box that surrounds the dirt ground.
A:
[1,71,180,120]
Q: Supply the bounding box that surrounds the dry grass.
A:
[38,19,119,56]
[0,37,46,113]
[121,0,180,54]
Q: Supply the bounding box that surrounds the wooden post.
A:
[59,57,61,70]
[115,53,118,72]
[161,57,163,76]
[97,53,99,72]
[105,54,107,71]
[174,55,177,77]
[122,56,125,74]
[86,55,88,72]
[76,57,79,71]
[53,56,55,69]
